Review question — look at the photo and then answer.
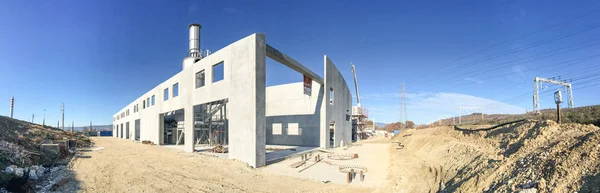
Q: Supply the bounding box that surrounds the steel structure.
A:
[351,64,361,107]
[351,63,368,141]
[533,77,573,113]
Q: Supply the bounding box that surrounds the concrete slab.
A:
[265,145,317,164]
[260,143,390,188]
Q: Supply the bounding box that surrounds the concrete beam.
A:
[266,44,324,85]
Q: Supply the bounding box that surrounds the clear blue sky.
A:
[1,0,599,125]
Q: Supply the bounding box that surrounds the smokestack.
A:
[183,23,202,69]
[9,97,14,118]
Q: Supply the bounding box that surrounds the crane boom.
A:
[351,63,361,107]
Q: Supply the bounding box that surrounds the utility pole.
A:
[71,121,74,132]
[43,109,46,127]
[400,82,407,128]
[9,97,14,118]
[90,121,93,132]
[61,103,65,130]
[57,121,59,129]
[31,114,34,123]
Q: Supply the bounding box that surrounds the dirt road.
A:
[67,137,372,193]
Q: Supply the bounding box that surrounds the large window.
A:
[164,88,169,101]
[173,83,179,97]
[213,62,224,82]
[151,95,155,106]
[196,70,205,88]
[147,97,150,107]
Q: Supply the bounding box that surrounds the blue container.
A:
[99,131,113,137]
[393,130,400,135]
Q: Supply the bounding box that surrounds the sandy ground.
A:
[261,138,390,188]
[66,137,372,193]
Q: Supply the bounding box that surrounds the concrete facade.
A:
[112,25,352,167]
[265,81,323,147]
[321,56,353,148]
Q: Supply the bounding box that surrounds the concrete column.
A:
[228,34,266,168]
[319,84,329,149]
[158,113,165,145]
[184,106,195,152]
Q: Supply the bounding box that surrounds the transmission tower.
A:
[400,82,407,127]
[533,77,573,113]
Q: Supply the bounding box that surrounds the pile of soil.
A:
[0,115,92,188]
[387,119,600,193]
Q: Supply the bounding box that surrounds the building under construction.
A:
[112,24,353,168]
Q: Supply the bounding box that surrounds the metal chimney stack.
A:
[183,23,202,69]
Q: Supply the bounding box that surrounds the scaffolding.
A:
[195,99,228,146]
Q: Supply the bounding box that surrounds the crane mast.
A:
[351,63,361,107]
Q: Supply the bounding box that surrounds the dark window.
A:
[147,97,150,107]
[196,70,205,88]
[143,100,146,109]
[164,88,169,101]
[173,83,179,97]
[213,62,224,82]
[329,88,334,105]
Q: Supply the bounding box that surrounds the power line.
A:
[414,8,600,83]
[445,21,600,75]
[446,38,600,82]
[424,23,600,88]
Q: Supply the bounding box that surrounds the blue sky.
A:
[1,0,599,125]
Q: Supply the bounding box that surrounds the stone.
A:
[29,170,38,180]
[5,165,16,174]
[519,188,537,193]
[14,168,24,177]
[37,166,46,176]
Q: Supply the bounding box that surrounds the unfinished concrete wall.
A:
[112,33,266,168]
[320,56,352,148]
[265,81,323,146]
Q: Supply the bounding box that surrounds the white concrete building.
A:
[112,24,352,168]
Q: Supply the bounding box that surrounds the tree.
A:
[406,121,415,128]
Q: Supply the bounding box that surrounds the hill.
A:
[375,122,388,128]
[432,105,600,127]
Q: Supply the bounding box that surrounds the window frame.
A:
[173,83,179,97]
[212,61,224,83]
[164,88,169,101]
[196,70,205,88]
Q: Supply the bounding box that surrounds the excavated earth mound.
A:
[385,120,600,193]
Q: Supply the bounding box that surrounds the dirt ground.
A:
[66,137,372,193]
[378,120,600,193]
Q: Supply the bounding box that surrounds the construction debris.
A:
[298,155,322,173]
[142,140,155,145]
[50,177,71,191]
[212,145,228,153]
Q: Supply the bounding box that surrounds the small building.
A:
[112,24,353,168]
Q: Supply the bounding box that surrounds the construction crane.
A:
[351,63,361,108]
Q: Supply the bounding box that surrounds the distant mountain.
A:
[375,122,388,128]
[62,124,113,131]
